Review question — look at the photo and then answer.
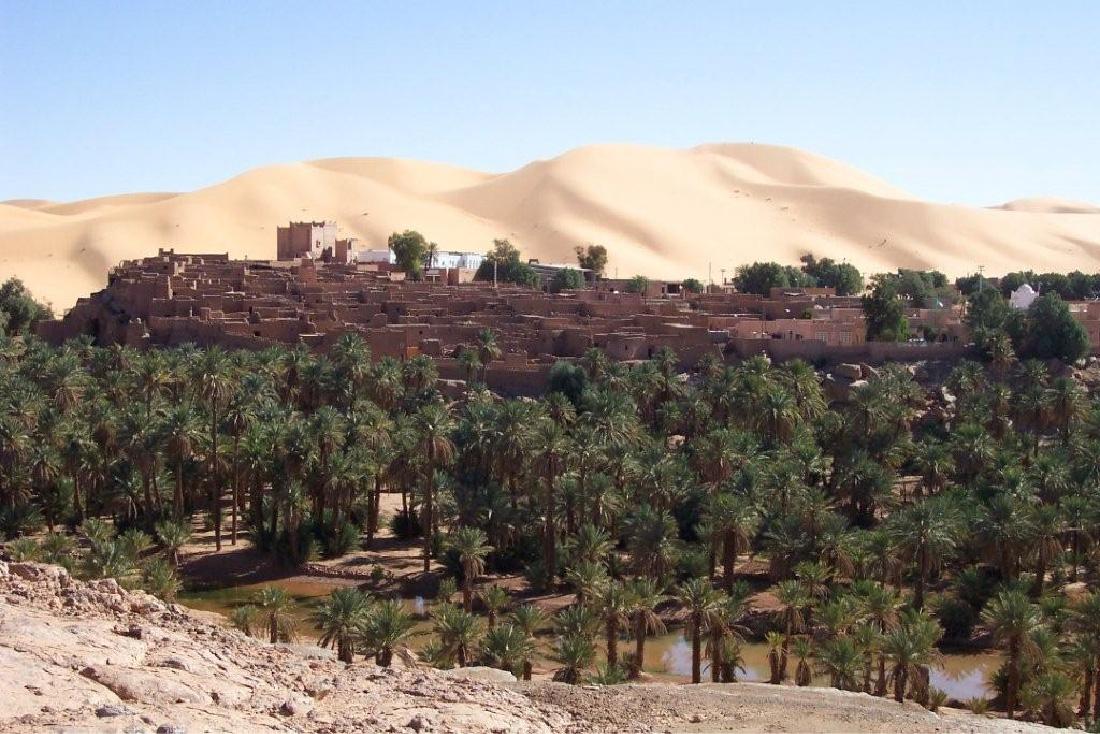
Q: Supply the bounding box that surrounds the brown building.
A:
[276,221,337,261]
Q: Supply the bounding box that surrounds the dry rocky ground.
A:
[1,560,1054,734]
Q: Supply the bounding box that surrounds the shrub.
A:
[320,521,361,559]
[389,509,422,540]
[0,504,44,540]
[142,558,181,601]
[548,268,584,293]
[6,537,41,561]
[935,595,978,641]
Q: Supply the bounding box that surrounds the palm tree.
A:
[414,403,455,572]
[886,498,959,610]
[624,505,680,584]
[509,605,548,680]
[982,589,1044,718]
[457,348,482,384]
[1064,635,1098,723]
[433,603,482,667]
[882,609,943,704]
[706,491,758,592]
[566,522,613,566]
[230,604,261,637]
[773,579,808,681]
[360,599,414,667]
[1024,672,1077,727]
[448,526,491,611]
[815,637,862,691]
[195,347,234,550]
[160,403,201,518]
[853,580,901,695]
[256,587,296,644]
[313,588,371,663]
[626,578,666,677]
[677,577,723,683]
[1070,592,1100,721]
[476,328,501,380]
[482,624,535,677]
[154,518,191,568]
[792,636,814,686]
[534,417,568,582]
[597,580,633,669]
[765,631,785,684]
[479,584,510,630]
[552,632,596,684]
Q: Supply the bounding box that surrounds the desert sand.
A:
[3,142,1100,312]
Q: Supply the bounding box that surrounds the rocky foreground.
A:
[1,562,1052,734]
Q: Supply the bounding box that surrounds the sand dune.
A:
[2,142,1100,311]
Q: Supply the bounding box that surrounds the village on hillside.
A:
[35,220,1100,396]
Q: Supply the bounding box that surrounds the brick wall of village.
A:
[35,249,1100,395]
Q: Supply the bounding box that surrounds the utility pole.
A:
[493,259,498,289]
[978,264,984,292]
[720,268,726,286]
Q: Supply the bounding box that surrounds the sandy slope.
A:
[3,142,1100,311]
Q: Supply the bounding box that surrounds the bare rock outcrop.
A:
[1,561,1055,733]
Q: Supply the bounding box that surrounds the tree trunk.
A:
[894,668,907,703]
[367,475,381,549]
[607,617,619,668]
[72,474,84,522]
[1078,667,1092,721]
[691,617,702,683]
[174,459,184,518]
[634,617,646,675]
[722,530,737,592]
[914,546,927,611]
[1007,639,1020,719]
[423,458,434,574]
[710,626,721,682]
[231,434,240,545]
[211,407,221,552]
[543,461,557,584]
[876,654,888,696]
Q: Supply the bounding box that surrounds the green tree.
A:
[549,268,585,293]
[313,588,371,663]
[1019,292,1089,363]
[678,577,723,683]
[625,275,650,294]
[388,230,430,279]
[800,255,863,295]
[475,239,539,286]
[982,589,1044,718]
[862,277,909,342]
[681,278,704,294]
[359,599,415,666]
[574,244,608,277]
[0,277,52,336]
[449,526,491,612]
[256,587,296,644]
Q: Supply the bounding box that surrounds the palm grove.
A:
[2,276,1100,727]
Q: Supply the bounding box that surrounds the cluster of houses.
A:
[35,222,1100,395]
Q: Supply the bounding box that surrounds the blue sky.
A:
[1,1,1098,204]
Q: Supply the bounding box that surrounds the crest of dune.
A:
[3,142,1099,312]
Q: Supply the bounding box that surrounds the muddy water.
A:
[180,579,1000,698]
[642,632,1001,699]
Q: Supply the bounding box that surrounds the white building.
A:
[429,250,484,270]
[1010,284,1039,310]
[357,249,396,264]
